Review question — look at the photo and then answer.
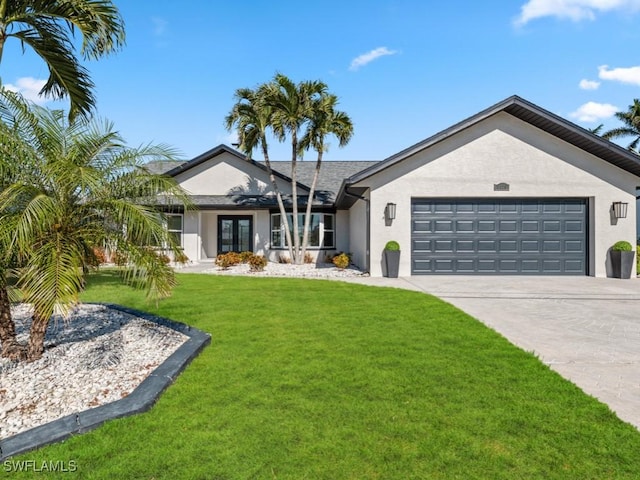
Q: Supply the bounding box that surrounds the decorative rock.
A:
[200,261,368,278]
[0,304,187,439]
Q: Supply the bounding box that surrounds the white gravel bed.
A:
[198,261,368,278]
[0,304,187,439]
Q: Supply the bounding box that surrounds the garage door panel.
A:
[413,220,431,232]
[456,240,474,252]
[434,220,453,232]
[411,198,587,275]
[478,240,497,252]
[522,220,540,232]
[521,259,541,272]
[565,240,584,252]
[498,259,518,272]
[565,259,585,272]
[499,240,518,252]
[542,240,561,252]
[412,239,432,252]
[434,240,453,252]
[456,220,474,232]
[521,240,540,252]
[455,259,476,272]
[478,202,498,213]
[499,220,518,232]
[543,221,561,232]
[478,221,497,232]
[565,220,584,232]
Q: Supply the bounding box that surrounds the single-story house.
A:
[148,95,640,277]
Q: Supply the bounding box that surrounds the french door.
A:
[218,216,253,254]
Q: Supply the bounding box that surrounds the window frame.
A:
[166,213,183,248]
[270,211,336,250]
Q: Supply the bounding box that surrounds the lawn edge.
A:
[0,303,211,460]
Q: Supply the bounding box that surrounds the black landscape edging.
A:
[0,304,211,460]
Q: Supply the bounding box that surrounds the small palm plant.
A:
[0,92,189,361]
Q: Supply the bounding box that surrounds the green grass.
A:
[5,272,640,479]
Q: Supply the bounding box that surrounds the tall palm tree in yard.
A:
[262,74,328,264]
[224,86,295,261]
[226,74,353,264]
[603,99,640,153]
[0,0,125,119]
[299,93,353,262]
[0,92,189,362]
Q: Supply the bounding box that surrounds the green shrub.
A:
[332,253,350,270]
[612,240,633,252]
[384,240,400,251]
[215,252,242,270]
[247,254,268,272]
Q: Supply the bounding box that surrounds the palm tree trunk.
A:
[26,310,49,362]
[262,144,294,262]
[291,135,301,264]
[301,151,323,263]
[0,280,24,360]
[0,0,7,64]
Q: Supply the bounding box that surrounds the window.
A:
[271,213,335,249]
[166,214,183,247]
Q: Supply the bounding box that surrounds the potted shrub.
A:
[384,240,401,278]
[610,241,635,279]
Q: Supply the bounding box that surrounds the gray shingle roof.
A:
[144,147,378,207]
[268,161,378,201]
[143,160,186,175]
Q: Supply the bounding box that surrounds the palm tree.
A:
[299,93,353,261]
[602,99,640,153]
[224,86,295,261]
[589,124,604,135]
[263,74,327,263]
[0,92,189,362]
[0,0,125,119]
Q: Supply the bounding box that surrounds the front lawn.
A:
[6,272,640,479]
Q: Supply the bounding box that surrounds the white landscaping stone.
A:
[0,304,187,439]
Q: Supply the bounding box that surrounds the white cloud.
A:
[579,78,600,90]
[349,47,398,71]
[4,77,48,104]
[514,0,640,26]
[598,64,640,85]
[569,101,619,122]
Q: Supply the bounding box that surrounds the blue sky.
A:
[2,0,640,162]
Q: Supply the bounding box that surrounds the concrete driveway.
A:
[346,275,640,430]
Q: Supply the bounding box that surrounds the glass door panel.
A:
[218,216,253,254]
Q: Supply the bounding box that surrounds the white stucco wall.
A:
[355,112,639,277]
[348,196,369,272]
[336,210,350,256]
[173,151,295,196]
[182,212,200,262]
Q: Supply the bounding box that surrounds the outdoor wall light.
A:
[613,201,629,219]
[385,202,397,221]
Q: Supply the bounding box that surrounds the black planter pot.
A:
[610,250,635,279]
[384,250,400,278]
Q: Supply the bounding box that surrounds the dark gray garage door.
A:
[411,198,587,275]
